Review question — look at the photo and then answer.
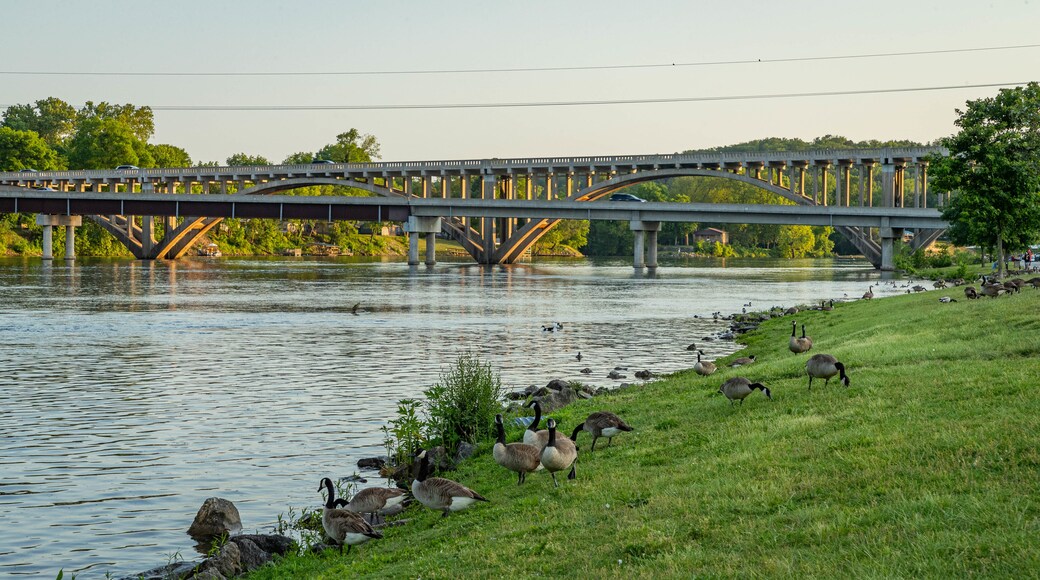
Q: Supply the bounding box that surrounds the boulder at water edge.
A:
[187,497,242,541]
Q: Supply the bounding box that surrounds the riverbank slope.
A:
[247,289,1040,578]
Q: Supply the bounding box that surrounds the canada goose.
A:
[981,283,1005,298]
[938,296,958,303]
[694,350,716,376]
[796,324,813,353]
[493,414,542,485]
[820,300,834,311]
[805,354,850,390]
[336,486,409,520]
[411,450,489,517]
[540,418,577,487]
[522,400,550,449]
[351,303,360,315]
[718,377,771,405]
[542,325,555,332]
[912,285,927,293]
[788,321,809,354]
[569,411,633,451]
[964,286,979,300]
[728,355,757,367]
[575,352,583,361]
[555,322,564,330]
[862,286,874,300]
[318,477,383,554]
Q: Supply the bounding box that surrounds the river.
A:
[0,255,904,577]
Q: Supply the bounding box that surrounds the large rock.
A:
[357,456,387,470]
[455,442,477,462]
[607,370,626,380]
[229,537,270,572]
[198,541,241,579]
[545,379,570,391]
[117,561,199,580]
[535,386,577,412]
[188,498,242,541]
[233,533,294,556]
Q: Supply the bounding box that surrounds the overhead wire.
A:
[68,81,1028,112]
[0,43,1037,77]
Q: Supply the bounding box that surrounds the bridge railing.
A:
[0,147,948,182]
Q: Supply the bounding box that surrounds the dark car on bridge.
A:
[609,193,646,202]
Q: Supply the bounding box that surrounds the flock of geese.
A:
[695,318,850,405]
[321,274,1033,554]
[317,399,632,554]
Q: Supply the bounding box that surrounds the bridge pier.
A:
[630,220,661,271]
[879,218,896,271]
[36,214,82,260]
[405,216,442,265]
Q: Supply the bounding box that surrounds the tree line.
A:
[7,92,1034,263]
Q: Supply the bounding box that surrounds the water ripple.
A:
[0,256,902,577]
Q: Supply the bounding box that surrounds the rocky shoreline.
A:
[118,307,790,579]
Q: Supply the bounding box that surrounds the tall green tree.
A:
[65,117,154,169]
[0,127,62,171]
[931,82,1040,278]
[226,153,270,166]
[316,129,381,163]
[77,101,155,141]
[149,143,192,168]
[776,225,816,258]
[1,97,78,146]
[283,151,316,164]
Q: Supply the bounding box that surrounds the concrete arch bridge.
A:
[0,147,946,269]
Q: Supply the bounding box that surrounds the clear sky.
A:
[2,0,1037,164]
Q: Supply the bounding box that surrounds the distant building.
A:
[693,228,728,245]
[358,223,403,236]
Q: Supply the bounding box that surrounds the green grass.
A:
[247,289,1040,579]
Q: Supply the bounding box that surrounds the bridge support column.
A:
[142,216,154,256]
[630,220,661,271]
[879,218,896,271]
[405,216,442,266]
[36,214,82,260]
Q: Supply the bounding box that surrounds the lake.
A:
[0,255,904,577]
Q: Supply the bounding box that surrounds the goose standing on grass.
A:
[719,377,772,405]
[540,418,577,488]
[805,354,850,390]
[793,324,813,354]
[335,486,409,521]
[522,400,550,449]
[694,350,717,376]
[411,449,489,517]
[493,414,542,485]
[569,411,633,451]
[862,286,874,300]
[728,355,757,367]
[318,477,383,554]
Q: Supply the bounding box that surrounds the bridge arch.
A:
[493,168,816,263]
[137,177,405,259]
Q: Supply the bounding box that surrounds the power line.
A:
[1,44,1038,77]
[114,81,1031,111]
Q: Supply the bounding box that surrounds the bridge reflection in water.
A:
[0,147,946,270]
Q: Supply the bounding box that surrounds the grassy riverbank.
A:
[247,289,1040,579]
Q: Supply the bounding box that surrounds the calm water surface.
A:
[0,256,904,577]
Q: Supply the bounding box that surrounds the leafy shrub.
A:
[382,398,426,466]
[423,353,504,452]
